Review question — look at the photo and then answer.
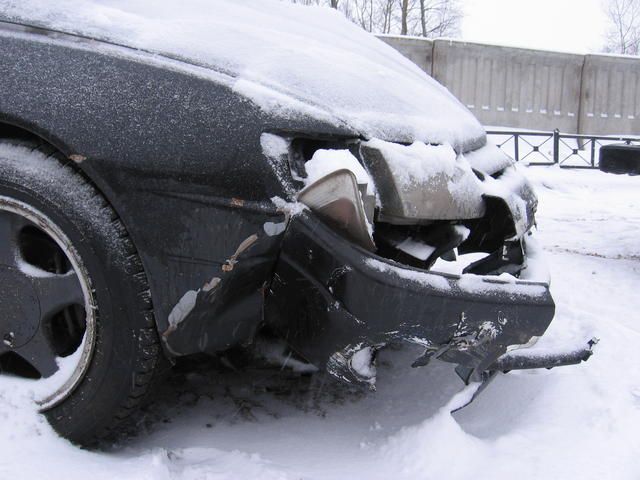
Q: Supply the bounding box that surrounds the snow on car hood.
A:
[0,0,486,151]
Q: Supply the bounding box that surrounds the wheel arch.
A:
[0,118,136,239]
[0,118,110,187]
[0,119,170,356]
[1,117,69,153]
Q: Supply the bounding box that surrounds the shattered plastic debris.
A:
[222,234,258,272]
[395,237,436,261]
[270,196,307,217]
[163,233,260,338]
[327,343,379,388]
[349,347,377,383]
[165,290,198,335]
[263,221,287,236]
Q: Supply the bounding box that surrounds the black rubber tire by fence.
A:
[0,141,164,446]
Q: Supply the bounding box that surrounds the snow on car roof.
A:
[0,0,485,150]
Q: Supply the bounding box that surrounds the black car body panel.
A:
[0,20,593,389]
[0,25,354,352]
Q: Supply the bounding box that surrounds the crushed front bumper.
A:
[265,210,593,388]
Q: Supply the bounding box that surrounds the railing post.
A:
[553,129,560,164]
[590,138,596,167]
[514,134,519,162]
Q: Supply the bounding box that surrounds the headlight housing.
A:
[298,169,375,251]
[360,139,486,224]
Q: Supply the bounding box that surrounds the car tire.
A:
[0,140,164,446]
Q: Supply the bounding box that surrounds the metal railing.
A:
[486,129,640,168]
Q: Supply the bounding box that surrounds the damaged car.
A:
[0,0,593,445]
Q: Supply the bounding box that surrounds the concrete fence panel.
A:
[431,40,583,133]
[579,54,640,135]
[377,35,433,75]
[378,35,640,136]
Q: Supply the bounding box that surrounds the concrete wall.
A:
[379,35,640,136]
[432,40,583,133]
[579,54,640,136]
[378,35,433,75]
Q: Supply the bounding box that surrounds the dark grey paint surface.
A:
[0,26,357,353]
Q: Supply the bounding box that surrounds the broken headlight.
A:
[360,139,486,224]
[298,169,375,251]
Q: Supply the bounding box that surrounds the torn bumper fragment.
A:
[265,210,593,390]
[490,338,597,372]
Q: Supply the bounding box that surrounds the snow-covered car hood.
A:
[0,0,486,152]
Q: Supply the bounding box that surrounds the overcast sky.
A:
[461,0,607,53]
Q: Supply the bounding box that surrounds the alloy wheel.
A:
[0,196,96,410]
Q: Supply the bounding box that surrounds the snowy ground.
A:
[1,165,639,480]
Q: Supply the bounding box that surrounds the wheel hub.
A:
[0,196,97,409]
[0,264,41,349]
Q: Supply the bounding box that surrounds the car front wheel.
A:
[0,140,163,446]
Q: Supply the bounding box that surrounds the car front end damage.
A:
[264,136,594,397]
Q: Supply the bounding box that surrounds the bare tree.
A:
[385,0,462,38]
[400,0,410,35]
[420,0,461,37]
[285,0,462,38]
[379,0,395,34]
[419,0,428,36]
[403,0,461,37]
[349,0,373,31]
[604,0,640,55]
[290,0,339,7]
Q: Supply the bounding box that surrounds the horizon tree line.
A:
[287,0,463,38]
[290,0,640,56]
